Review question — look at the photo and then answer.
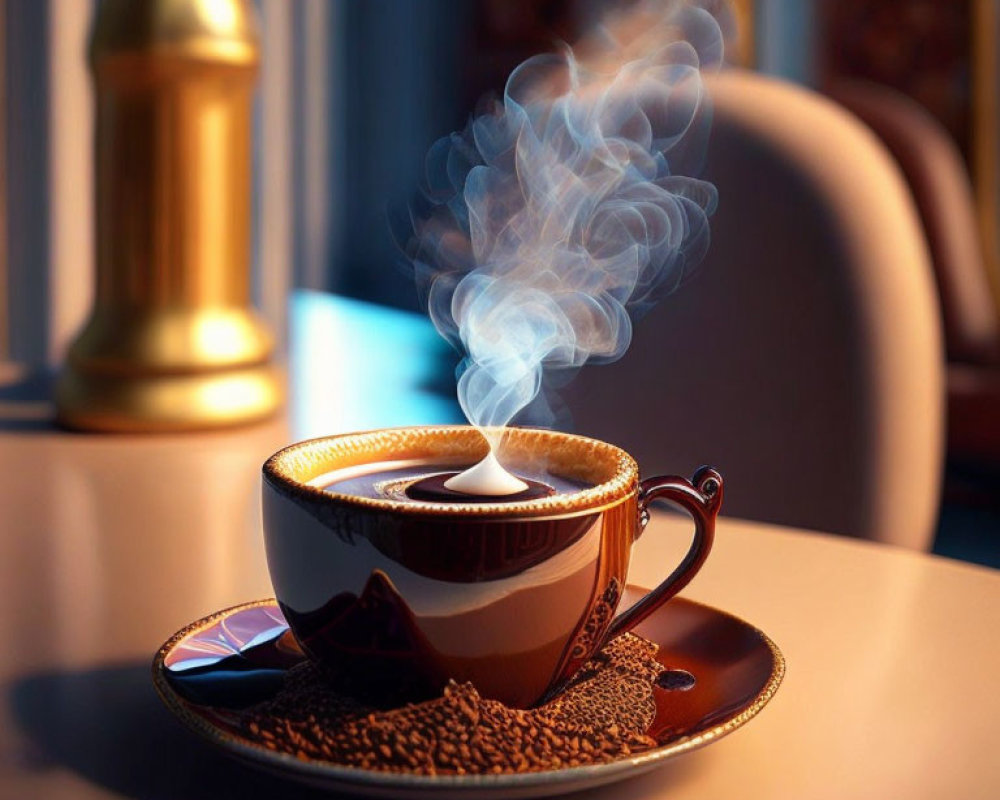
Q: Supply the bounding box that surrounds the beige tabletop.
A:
[1,407,998,800]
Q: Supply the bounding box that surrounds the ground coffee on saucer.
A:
[238,633,663,775]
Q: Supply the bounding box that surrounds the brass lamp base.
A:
[55,304,284,432]
[55,361,284,433]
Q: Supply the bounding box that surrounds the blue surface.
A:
[933,505,1000,570]
[290,291,464,440]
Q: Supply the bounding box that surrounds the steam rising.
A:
[394,0,723,430]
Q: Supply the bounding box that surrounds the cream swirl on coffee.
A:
[314,461,590,505]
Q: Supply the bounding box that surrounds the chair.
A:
[563,69,945,550]
[828,79,1000,468]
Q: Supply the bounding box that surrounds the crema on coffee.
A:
[313,460,591,504]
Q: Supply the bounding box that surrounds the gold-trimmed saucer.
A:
[153,587,783,799]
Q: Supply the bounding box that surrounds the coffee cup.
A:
[262,426,722,708]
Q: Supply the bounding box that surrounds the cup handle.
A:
[601,466,723,642]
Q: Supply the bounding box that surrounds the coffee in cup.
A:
[262,426,721,708]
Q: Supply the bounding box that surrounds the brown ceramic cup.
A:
[262,426,722,708]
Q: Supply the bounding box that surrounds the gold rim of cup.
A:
[263,426,639,518]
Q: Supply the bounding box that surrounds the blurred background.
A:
[1,0,998,566]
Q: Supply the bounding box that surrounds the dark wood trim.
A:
[0,0,8,360]
[973,0,1000,311]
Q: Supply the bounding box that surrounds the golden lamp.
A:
[56,0,283,432]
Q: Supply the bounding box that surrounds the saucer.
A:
[153,587,783,798]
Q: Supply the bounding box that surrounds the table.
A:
[1,294,999,799]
